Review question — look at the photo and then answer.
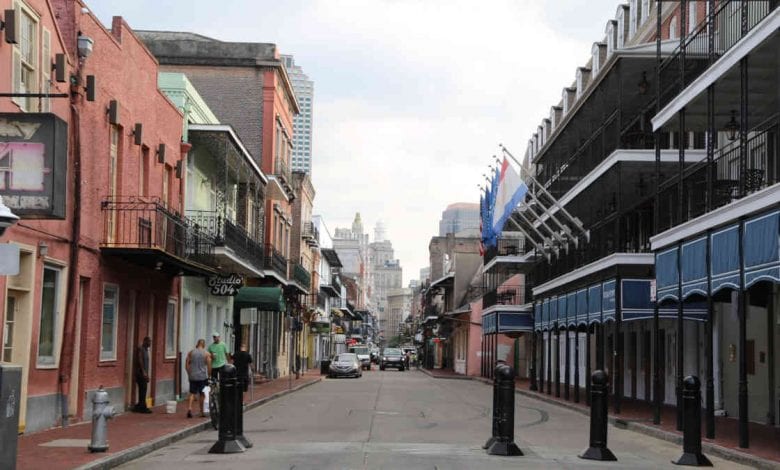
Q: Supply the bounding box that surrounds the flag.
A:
[479,193,485,257]
[491,157,528,236]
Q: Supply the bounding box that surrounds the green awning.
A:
[233,287,285,311]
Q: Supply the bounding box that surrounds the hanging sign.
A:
[207,273,244,296]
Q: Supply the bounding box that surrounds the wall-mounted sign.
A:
[0,113,68,218]
[207,273,244,296]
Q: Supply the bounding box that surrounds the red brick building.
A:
[0,0,208,431]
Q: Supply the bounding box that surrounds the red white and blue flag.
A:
[491,157,528,236]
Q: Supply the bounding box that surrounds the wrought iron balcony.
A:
[274,157,292,185]
[302,222,320,246]
[659,1,778,110]
[100,197,216,276]
[482,286,523,309]
[186,210,264,271]
[291,262,312,290]
[483,238,526,265]
[264,243,288,279]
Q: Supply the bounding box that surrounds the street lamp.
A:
[724,110,739,142]
[0,196,20,237]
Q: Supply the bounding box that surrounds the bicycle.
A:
[208,377,220,430]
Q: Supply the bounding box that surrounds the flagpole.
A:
[501,145,589,241]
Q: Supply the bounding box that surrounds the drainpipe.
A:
[57,80,84,428]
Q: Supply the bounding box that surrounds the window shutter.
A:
[12,47,22,107]
[41,28,50,112]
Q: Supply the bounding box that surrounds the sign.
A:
[0,113,68,218]
[0,244,19,275]
[207,273,244,296]
[649,279,656,302]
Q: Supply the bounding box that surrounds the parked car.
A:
[379,348,405,371]
[328,353,362,378]
[349,345,372,370]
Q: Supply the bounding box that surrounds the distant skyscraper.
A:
[282,55,314,174]
[438,202,480,236]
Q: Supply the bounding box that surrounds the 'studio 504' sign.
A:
[206,273,244,296]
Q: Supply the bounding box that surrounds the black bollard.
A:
[208,364,245,454]
[673,376,712,466]
[486,364,523,456]
[483,361,501,449]
[235,376,253,449]
[579,370,617,461]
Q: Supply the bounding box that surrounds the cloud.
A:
[88,0,620,285]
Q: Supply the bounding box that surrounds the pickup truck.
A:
[348,345,372,370]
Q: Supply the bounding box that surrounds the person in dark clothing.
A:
[133,337,152,413]
[232,344,253,397]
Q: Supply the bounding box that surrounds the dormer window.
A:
[576,68,591,99]
[629,0,638,39]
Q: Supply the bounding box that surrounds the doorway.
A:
[124,291,137,409]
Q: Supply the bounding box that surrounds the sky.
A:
[89,0,620,285]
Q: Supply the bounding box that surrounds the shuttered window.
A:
[11,2,39,111]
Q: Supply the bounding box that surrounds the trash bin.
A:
[0,364,22,470]
[320,360,331,375]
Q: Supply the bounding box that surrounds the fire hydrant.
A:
[88,386,115,452]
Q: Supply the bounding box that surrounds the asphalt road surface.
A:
[119,368,747,469]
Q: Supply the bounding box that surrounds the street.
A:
[118,370,747,469]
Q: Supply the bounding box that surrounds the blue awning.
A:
[656,247,679,303]
[534,302,542,331]
[576,289,588,325]
[744,211,780,288]
[482,312,497,334]
[710,224,740,294]
[681,237,707,299]
[566,292,577,327]
[588,284,602,324]
[497,310,534,333]
[602,279,616,322]
[550,296,559,325]
[542,299,550,330]
[557,295,567,325]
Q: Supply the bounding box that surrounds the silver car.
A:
[328,353,362,378]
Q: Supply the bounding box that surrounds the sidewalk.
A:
[17,371,322,470]
[421,368,780,469]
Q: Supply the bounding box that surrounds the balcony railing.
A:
[657,116,779,232]
[274,157,292,184]
[101,197,215,263]
[482,286,524,309]
[291,262,311,290]
[264,244,288,279]
[483,238,526,265]
[187,210,264,270]
[659,1,778,109]
[302,222,320,245]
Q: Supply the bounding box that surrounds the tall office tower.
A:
[438,202,480,236]
[282,55,314,174]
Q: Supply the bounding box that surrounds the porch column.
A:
[586,324,592,406]
[555,325,561,398]
[738,223,749,448]
[547,328,552,395]
[565,327,571,400]
[706,230,715,438]
[574,328,580,403]
[615,278,623,414]
[531,331,538,391]
[767,286,775,427]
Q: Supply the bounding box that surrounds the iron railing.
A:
[186,210,264,270]
[274,157,292,184]
[101,197,215,262]
[657,116,779,232]
[302,221,320,245]
[264,243,288,278]
[482,285,525,309]
[483,238,526,265]
[316,291,327,309]
[291,262,312,290]
[659,1,778,109]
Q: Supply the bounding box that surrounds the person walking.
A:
[208,332,230,380]
[133,337,152,413]
[185,339,211,418]
[232,343,253,402]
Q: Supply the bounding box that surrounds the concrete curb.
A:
[73,377,322,470]
[423,371,779,469]
[418,368,476,381]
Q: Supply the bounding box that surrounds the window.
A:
[688,1,697,32]
[141,146,150,196]
[37,265,61,365]
[670,16,678,40]
[165,299,176,358]
[12,2,39,111]
[107,125,120,243]
[4,296,17,362]
[101,285,119,360]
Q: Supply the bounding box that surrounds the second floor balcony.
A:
[100,197,216,277]
[302,222,320,247]
[187,210,265,277]
[263,244,288,282]
[290,262,312,293]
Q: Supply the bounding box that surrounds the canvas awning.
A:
[233,286,285,311]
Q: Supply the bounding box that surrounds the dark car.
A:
[328,353,362,378]
[379,348,405,371]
